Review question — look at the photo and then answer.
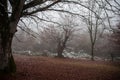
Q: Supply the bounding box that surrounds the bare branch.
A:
[114,0,120,7]
[23,0,46,10]
[14,34,23,42]
[18,25,37,39]
[22,0,61,16]
[30,14,61,25]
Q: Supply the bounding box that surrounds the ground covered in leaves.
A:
[1,54,120,80]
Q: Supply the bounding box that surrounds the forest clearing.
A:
[1,54,120,80]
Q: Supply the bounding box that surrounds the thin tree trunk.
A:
[91,43,94,61]
[110,53,114,61]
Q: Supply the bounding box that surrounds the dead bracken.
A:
[1,54,120,80]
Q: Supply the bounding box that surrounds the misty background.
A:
[12,0,120,61]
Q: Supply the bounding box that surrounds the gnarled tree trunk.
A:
[57,35,69,58]
[57,42,64,58]
[0,0,16,73]
[0,0,25,74]
[0,21,16,74]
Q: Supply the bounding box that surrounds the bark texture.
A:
[0,0,25,74]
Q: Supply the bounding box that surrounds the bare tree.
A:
[82,0,104,61]
[40,15,78,57]
[112,22,120,51]
[109,22,120,61]
[0,0,62,73]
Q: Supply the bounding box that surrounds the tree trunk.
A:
[0,0,25,74]
[0,30,16,74]
[57,42,64,58]
[0,0,16,74]
[110,53,114,61]
[91,44,94,61]
[57,47,64,58]
[57,35,69,58]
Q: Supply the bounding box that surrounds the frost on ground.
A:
[13,50,112,61]
[62,50,102,60]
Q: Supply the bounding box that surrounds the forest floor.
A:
[1,54,120,80]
